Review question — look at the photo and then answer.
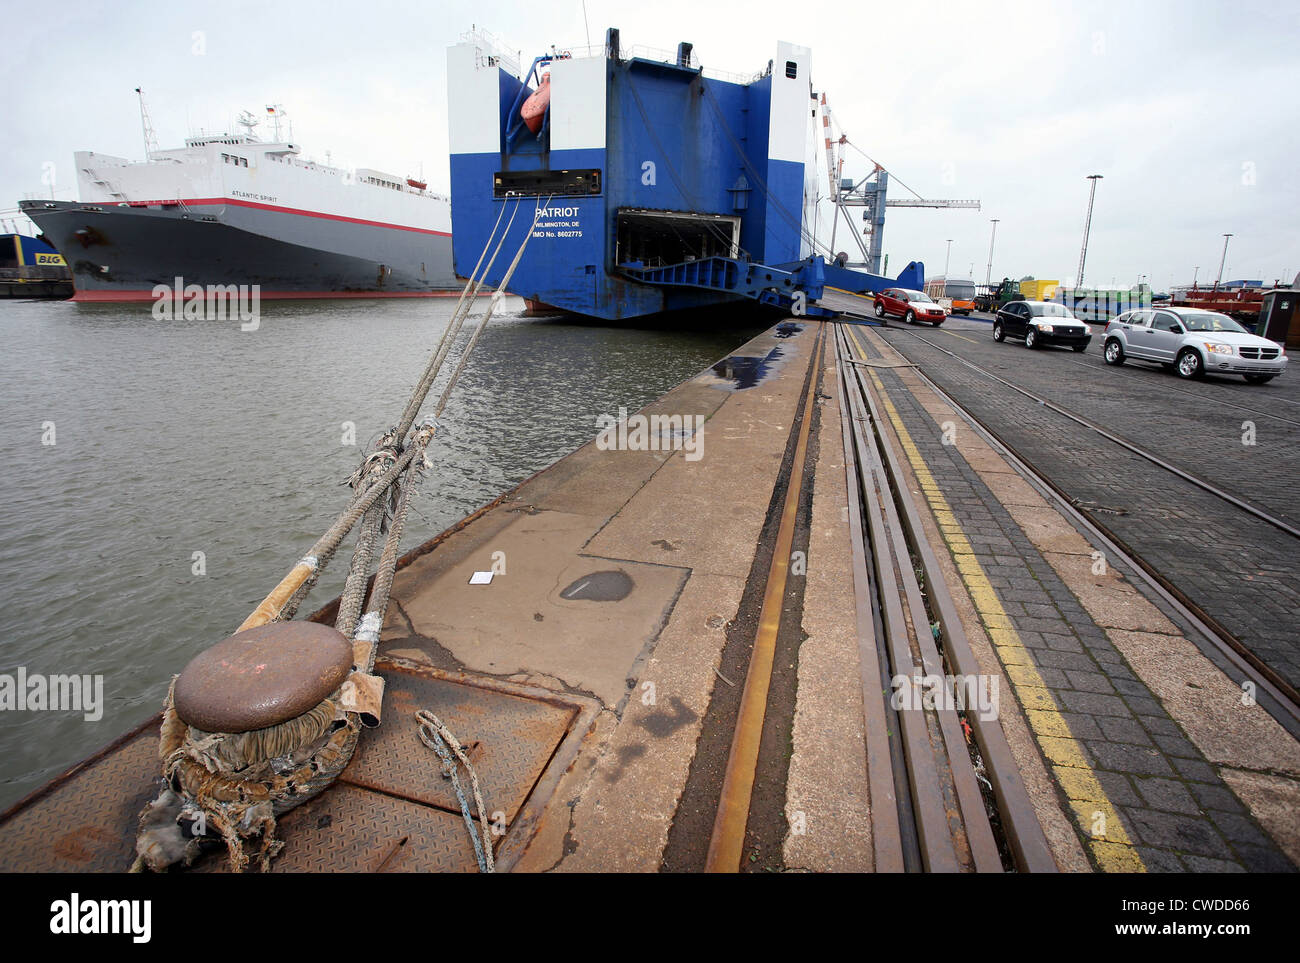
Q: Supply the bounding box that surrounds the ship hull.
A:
[446,36,816,324]
[22,200,459,301]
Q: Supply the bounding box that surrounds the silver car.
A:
[1102,307,1287,383]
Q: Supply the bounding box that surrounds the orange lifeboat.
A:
[520,73,551,134]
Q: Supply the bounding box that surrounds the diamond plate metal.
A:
[190,784,481,873]
[342,666,577,823]
[0,664,587,872]
[0,728,158,873]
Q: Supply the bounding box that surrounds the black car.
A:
[992,300,1092,351]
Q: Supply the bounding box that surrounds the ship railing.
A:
[548,42,605,60]
[493,34,761,84]
[620,42,763,84]
[702,65,766,85]
[460,26,522,75]
[627,42,678,63]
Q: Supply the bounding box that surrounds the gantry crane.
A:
[818,94,980,275]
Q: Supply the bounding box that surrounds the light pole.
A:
[944,239,953,279]
[1192,266,1199,288]
[984,219,999,287]
[1214,234,1232,291]
[1076,174,1103,288]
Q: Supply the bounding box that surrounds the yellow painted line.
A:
[944,331,976,343]
[842,325,1144,873]
[706,322,826,872]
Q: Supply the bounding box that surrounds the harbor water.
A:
[0,296,760,809]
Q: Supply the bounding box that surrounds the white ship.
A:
[21,107,457,300]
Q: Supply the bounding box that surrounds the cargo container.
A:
[1019,278,1059,302]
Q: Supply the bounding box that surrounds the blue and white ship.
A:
[447,28,923,323]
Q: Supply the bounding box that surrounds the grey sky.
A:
[4,0,1295,292]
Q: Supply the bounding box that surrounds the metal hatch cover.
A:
[0,659,596,873]
[340,661,580,825]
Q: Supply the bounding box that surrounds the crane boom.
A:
[134,87,159,161]
[819,94,838,204]
[885,198,981,209]
[815,100,982,273]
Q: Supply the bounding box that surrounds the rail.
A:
[835,323,1056,871]
[704,321,1056,872]
[883,324,1300,727]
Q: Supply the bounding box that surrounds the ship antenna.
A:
[134,87,159,160]
[237,110,260,140]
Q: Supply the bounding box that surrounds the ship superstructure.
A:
[447,28,845,322]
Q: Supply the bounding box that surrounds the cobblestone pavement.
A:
[875,319,1300,694]
[917,313,1300,526]
[849,328,1296,872]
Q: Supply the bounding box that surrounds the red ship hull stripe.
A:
[71,288,464,302]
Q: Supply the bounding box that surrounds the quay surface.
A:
[1,314,1297,873]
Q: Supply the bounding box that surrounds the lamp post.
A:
[984,219,999,287]
[1213,234,1232,291]
[943,239,953,279]
[1076,174,1103,288]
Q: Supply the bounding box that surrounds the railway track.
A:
[894,327,1300,540]
[832,322,1057,872]
[875,322,1300,729]
[705,315,1300,872]
[1056,354,1300,428]
[705,321,1056,872]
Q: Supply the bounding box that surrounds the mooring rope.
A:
[432,195,553,419]
[234,196,521,633]
[415,709,494,873]
[334,198,535,634]
[362,435,429,641]
[235,442,421,631]
[336,446,400,638]
[392,195,523,440]
[139,189,553,875]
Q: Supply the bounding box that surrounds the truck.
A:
[974,277,1061,313]
[973,278,1021,313]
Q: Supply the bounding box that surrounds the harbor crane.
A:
[134,87,160,161]
[818,94,980,275]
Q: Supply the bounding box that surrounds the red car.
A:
[873,287,946,325]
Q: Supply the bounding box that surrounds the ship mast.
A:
[237,110,260,141]
[134,87,159,160]
[265,104,289,143]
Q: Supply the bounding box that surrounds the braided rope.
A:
[415,709,494,873]
[360,422,436,658]
[394,197,521,439]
